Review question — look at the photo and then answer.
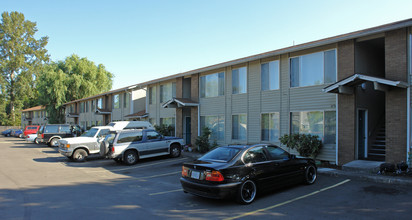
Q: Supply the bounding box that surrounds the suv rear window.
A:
[59,125,71,134]
[27,126,38,130]
[45,125,59,133]
[117,131,143,143]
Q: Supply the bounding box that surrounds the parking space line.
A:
[149,189,183,196]
[224,179,351,220]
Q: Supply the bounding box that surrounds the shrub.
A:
[279,133,322,158]
[154,124,174,136]
[195,127,218,153]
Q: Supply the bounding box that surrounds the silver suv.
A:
[102,129,184,165]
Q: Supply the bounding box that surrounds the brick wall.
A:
[337,40,356,165]
[385,28,408,163]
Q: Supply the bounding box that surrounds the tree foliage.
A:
[0,11,49,125]
[279,133,322,158]
[37,54,113,123]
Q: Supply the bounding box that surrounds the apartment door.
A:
[357,109,368,159]
[184,117,191,145]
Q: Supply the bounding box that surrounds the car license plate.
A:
[191,171,200,179]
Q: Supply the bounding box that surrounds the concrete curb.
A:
[318,168,412,186]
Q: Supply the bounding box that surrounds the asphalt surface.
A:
[1,136,412,220]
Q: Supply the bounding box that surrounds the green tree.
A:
[37,54,113,123]
[0,11,49,125]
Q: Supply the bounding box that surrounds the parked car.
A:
[25,134,38,143]
[37,124,80,147]
[13,129,23,138]
[106,121,154,130]
[1,129,14,137]
[23,125,40,138]
[102,129,184,165]
[58,126,113,162]
[180,144,317,204]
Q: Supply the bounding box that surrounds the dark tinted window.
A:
[27,126,38,130]
[243,146,267,164]
[146,131,161,140]
[117,131,143,143]
[265,145,289,160]
[45,125,58,133]
[199,147,241,162]
[59,125,71,134]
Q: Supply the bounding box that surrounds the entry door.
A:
[185,117,191,145]
[357,109,368,159]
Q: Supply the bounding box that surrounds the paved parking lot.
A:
[1,136,412,219]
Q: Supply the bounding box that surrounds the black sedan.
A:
[180,144,317,204]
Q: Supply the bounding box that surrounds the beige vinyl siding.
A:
[279,54,291,141]
[248,61,262,144]
[289,86,336,111]
[199,96,226,115]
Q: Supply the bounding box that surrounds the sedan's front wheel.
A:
[236,180,257,205]
[304,164,317,185]
[170,144,181,158]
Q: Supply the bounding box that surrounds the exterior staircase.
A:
[368,124,386,161]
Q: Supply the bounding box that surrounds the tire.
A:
[123,150,138,165]
[304,164,317,185]
[49,138,59,147]
[236,180,257,205]
[99,141,109,157]
[72,149,88,162]
[170,144,181,158]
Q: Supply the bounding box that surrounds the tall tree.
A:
[0,11,49,125]
[37,54,113,123]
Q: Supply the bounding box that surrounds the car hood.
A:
[59,137,96,144]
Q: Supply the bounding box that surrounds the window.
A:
[200,72,225,98]
[243,146,267,164]
[113,94,120,109]
[265,145,289,160]
[91,100,95,111]
[232,114,247,140]
[261,112,280,142]
[200,115,225,141]
[261,60,279,90]
[97,98,103,109]
[45,125,58,133]
[147,131,161,140]
[160,82,176,103]
[60,125,70,134]
[290,50,336,87]
[85,101,89,112]
[149,87,156,105]
[160,117,175,136]
[118,131,143,143]
[80,103,84,113]
[291,111,336,144]
[232,67,247,94]
[123,93,129,108]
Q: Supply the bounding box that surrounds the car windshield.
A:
[198,147,241,162]
[81,128,99,137]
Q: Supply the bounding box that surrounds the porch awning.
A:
[125,110,148,119]
[66,113,79,118]
[162,98,199,108]
[323,74,408,94]
[95,108,111,115]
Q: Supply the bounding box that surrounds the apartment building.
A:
[64,85,146,130]
[141,19,412,165]
[21,105,48,127]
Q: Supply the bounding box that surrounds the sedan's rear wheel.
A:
[72,149,88,162]
[236,180,257,205]
[123,150,138,165]
[304,164,317,185]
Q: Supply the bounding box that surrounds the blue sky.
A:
[3,0,412,90]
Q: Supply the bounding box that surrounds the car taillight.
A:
[205,170,224,182]
[182,166,189,177]
[41,134,44,139]
[110,146,115,153]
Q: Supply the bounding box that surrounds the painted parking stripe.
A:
[224,179,351,220]
[149,189,183,196]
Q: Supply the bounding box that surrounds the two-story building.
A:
[139,19,412,165]
[64,85,146,130]
[21,105,47,128]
